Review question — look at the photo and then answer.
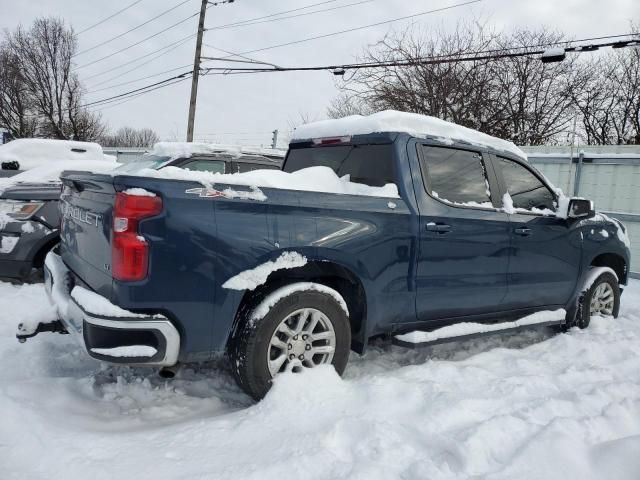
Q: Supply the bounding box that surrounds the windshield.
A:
[114,155,171,173]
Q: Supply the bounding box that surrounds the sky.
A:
[1,0,637,147]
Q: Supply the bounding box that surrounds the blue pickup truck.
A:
[21,112,631,399]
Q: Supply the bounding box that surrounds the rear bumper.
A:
[44,252,180,366]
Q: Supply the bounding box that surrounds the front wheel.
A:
[571,271,620,329]
[229,285,351,400]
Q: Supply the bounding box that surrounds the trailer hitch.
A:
[16,320,69,343]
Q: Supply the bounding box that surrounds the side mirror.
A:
[568,198,594,219]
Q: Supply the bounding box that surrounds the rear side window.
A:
[284,144,396,187]
[419,145,492,206]
[497,157,555,211]
[180,160,225,174]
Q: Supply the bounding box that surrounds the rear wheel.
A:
[571,271,620,329]
[229,286,351,400]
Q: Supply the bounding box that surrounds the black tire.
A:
[569,271,620,329]
[229,287,351,400]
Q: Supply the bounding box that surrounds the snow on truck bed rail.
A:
[292,110,527,160]
[131,165,400,198]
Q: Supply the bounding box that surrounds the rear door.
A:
[492,155,581,308]
[414,144,511,321]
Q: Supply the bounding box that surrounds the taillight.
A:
[112,192,162,281]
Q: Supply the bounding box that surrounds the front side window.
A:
[419,145,492,207]
[180,160,225,174]
[497,157,555,211]
[284,144,396,188]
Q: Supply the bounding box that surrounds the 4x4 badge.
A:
[185,187,226,198]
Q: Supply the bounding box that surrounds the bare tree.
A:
[489,29,582,145]
[99,126,160,147]
[331,22,500,132]
[2,17,106,140]
[573,42,639,145]
[0,44,37,138]
[328,21,639,145]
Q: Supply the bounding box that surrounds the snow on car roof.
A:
[0,139,108,170]
[149,142,286,160]
[0,159,119,194]
[291,110,526,160]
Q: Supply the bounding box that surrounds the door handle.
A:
[426,223,451,234]
[514,227,532,236]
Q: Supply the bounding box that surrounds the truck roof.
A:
[149,142,286,160]
[290,110,526,160]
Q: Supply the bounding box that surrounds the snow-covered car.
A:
[20,111,631,400]
[0,139,109,176]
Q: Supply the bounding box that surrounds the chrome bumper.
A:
[44,252,180,366]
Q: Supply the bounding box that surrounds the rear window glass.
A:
[284,144,396,187]
[114,155,170,173]
[234,162,280,173]
[180,159,225,174]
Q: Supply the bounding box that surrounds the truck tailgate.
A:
[60,172,116,297]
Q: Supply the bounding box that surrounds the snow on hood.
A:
[0,139,109,170]
[149,142,286,160]
[292,110,526,160]
[132,165,399,198]
[0,160,119,194]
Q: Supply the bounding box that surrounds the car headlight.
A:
[0,200,45,221]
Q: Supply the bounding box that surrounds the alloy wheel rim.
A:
[267,308,336,377]
[590,282,615,316]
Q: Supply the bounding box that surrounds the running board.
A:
[393,309,567,349]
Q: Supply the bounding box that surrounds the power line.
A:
[74,0,193,58]
[83,71,192,108]
[205,0,341,30]
[206,0,375,31]
[82,33,195,81]
[76,0,146,35]
[87,64,193,94]
[213,0,484,60]
[201,37,639,75]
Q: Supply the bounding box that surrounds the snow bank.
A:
[292,110,526,159]
[150,142,285,160]
[2,280,640,479]
[91,345,157,358]
[71,286,166,319]
[250,282,349,322]
[396,309,567,344]
[133,165,399,199]
[0,139,109,170]
[0,160,119,194]
[222,252,307,291]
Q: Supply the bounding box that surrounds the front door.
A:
[414,144,511,321]
[493,156,581,309]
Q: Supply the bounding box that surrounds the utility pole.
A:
[186,0,209,142]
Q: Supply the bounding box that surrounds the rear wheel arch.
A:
[228,259,367,351]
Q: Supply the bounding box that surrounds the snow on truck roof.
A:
[0,139,109,170]
[291,110,526,160]
[149,142,285,160]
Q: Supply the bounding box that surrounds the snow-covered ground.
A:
[1,280,639,480]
